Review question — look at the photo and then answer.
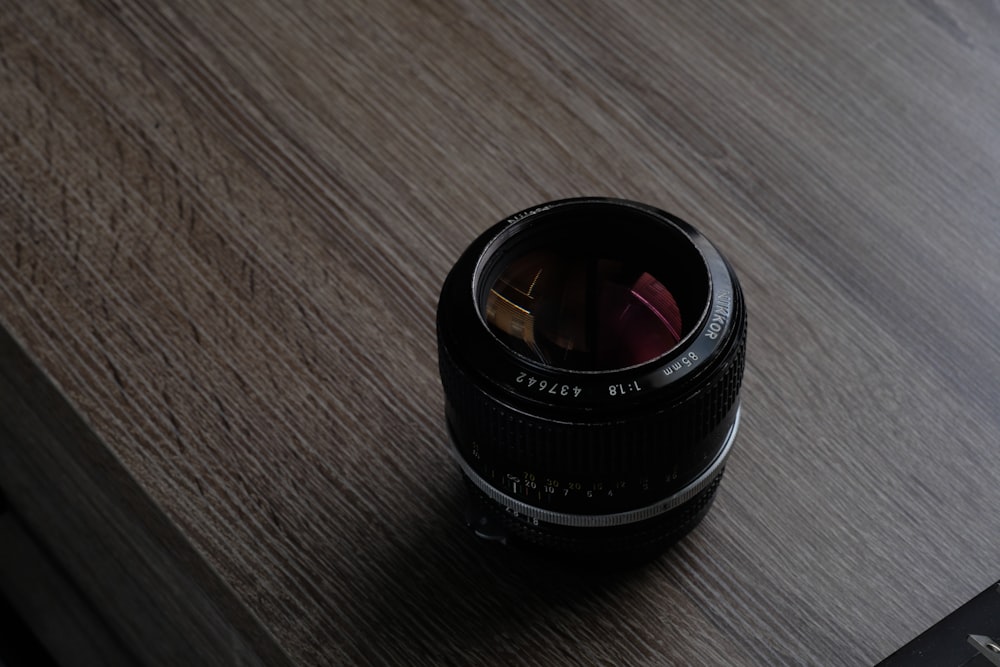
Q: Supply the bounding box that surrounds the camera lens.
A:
[437,198,746,562]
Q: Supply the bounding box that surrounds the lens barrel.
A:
[437,198,746,562]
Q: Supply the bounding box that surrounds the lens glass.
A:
[480,207,707,371]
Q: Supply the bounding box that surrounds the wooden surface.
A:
[2,1,999,665]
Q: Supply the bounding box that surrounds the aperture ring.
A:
[452,405,740,528]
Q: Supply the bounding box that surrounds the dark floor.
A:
[0,489,136,667]
[0,563,59,667]
[0,490,59,667]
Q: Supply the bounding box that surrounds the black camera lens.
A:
[437,198,746,562]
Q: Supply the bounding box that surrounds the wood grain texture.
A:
[1,1,999,665]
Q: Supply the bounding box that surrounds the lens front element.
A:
[485,249,685,371]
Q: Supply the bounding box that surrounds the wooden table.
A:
[2,2,999,665]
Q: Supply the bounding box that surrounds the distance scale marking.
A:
[501,473,626,505]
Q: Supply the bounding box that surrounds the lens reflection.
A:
[485,249,683,371]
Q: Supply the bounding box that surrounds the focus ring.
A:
[454,406,739,527]
[466,472,725,559]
